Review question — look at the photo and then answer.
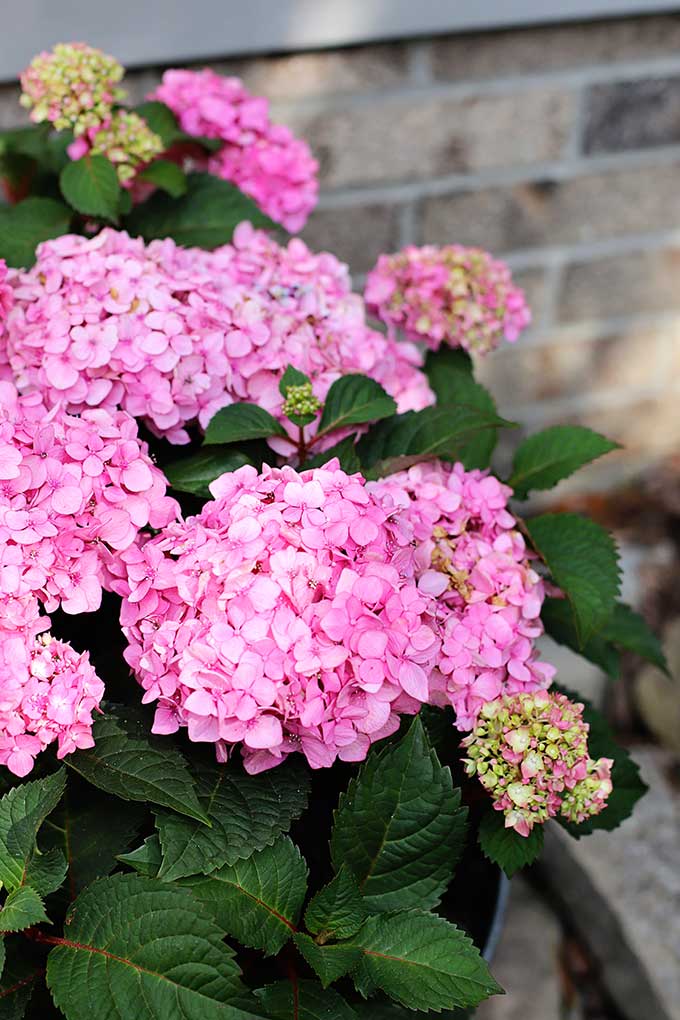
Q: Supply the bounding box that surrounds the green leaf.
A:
[541,597,621,678]
[46,873,277,1020]
[509,425,619,500]
[255,981,358,1020]
[165,447,252,498]
[125,172,276,248]
[293,935,361,989]
[478,810,544,877]
[525,513,621,644]
[302,436,361,473]
[330,718,467,912]
[317,375,397,437]
[22,848,67,899]
[0,198,72,268]
[279,365,310,395]
[305,866,367,941]
[0,125,51,162]
[350,910,502,1011]
[0,770,65,894]
[59,155,121,220]
[155,759,310,882]
[0,941,42,1018]
[0,889,48,934]
[64,710,208,824]
[204,402,287,445]
[602,602,669,675]
[424,347,500,468]
[138,159,188,197]
[118,834,162,878]
[180,837,307,956]
[358,405,510,480]
[132,101,183,147]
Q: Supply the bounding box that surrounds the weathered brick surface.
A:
[422,163,680,253]
[584,77,680,154]
[299,202,402,273]
[558,249,680,323]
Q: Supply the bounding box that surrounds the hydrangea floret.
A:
[68,110,164,183]
[365,244,531,354]
[462,690,614,836]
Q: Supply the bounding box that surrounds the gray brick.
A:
[558,248,680,322]
[584,77,680,154]
[286,89,574,189]
[422,162,680,253]
[299,203,401,273]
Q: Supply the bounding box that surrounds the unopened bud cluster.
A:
[282,382,322,421]
[76,111,164,182]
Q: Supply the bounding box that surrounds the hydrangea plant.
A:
[0,43,666,1020]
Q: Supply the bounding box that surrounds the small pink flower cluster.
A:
[1,227,432,447]
[115,461,440,774]
[151,69,318,231]
[365,245,531,354]
[461,691,613,835]
[370,461,555,730]
[68,111,164,184]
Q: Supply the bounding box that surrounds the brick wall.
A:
[3,13,680,489]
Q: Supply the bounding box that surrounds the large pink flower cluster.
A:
[115,461,440,773]
[0,260,11,320]
[151,69,318,232]
[370,461,555,730]
[1,227,432,447]
[365,245,531,354]
[462,691,613,835]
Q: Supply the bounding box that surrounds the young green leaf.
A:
[155,759,310,882]
[525,513,621,645]
[0,888,48,934]
[478,810,544,877]
[302,436,361,473]
[316,375,396,437]
[279,365,310,395]
[509,425,619,500]
[330,718,468,912]
[602,602,669,675]
[304,866,367,941]
[118,834,162,878]
[179,837,307,956]
[64,711,208,824]
[164,447,252,498]
[59,155,121,220]
[255,980,358,1020]
[541,597,621,679]
[132,101,183,147]
[0,197,72,268]
[204,403,287,445]
[45,874,269,1020]
[293,935,362,989]
[0,769,66,894]
[138,159,188,197]
[349,910,503,1012]
[125,172,276,247]
[424,347,500,468]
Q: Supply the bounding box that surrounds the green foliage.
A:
[279,365,310,394]
[302,436,361,472]
[59,156,121,220]
[477,810,544,877]
[125,172,276,247]
[180,837,307,956]
[0,770,66,894]
[304,867,367,941]
[256,980,358,1020]
[526,513,621,644]
[330,718,467,912]
[541,597,621,678]
[316,375,397,438]
[602,602,670,674]
[132,102,183,147]
[349,910,502,1012]
[137,159,188,197]
[204,403,287,445]
[117,835,162,878]
[0,941,41,1018]
[0,889,48,934]
[155,759,310,881]
[509,425,619,500]
[164,447,253,497]
[64,711,208,824]
[424,348,500,468]
[0,198,72,268]
[293,935,361,988]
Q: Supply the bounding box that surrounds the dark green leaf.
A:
[0,770,65,894]
[180,837,307,956]
[279,365,310,395]
[125,172,275,248]
[602,602,669,675]
[255,980,358,1020]
[0,198,72,268]
[204,403,287,445]
[509,425,619,500]
[165,447,252,498]
[305,866,367,941]
[0,889,48,934]
[424,347,500,468]
[330,718,467,912]
[132,102,182,148]
[526,513,621,644]
[138,159,188,197]
[59,155,121,220]
[0,940,42,1018]
[317,375,396,437]
[155,759,310,882]
[349,910,502,1011]
[293,935,361,988]
[117,834,162,878]
[64,711,208,824]
[541,598,621,679]
[22,849,67,899]
[302,436,361,473]
[0,125,51,162]
[478,810,544,877]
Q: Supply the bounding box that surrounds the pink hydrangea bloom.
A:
[115,460,440,773]
[462,691,614,835]
[151,68,318,231]
[0,380,177,617]
[3,227,432,447]
[365,245,531,354]
[0,260,12,320]
[0,625,104,777]
[370,461,555,729]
